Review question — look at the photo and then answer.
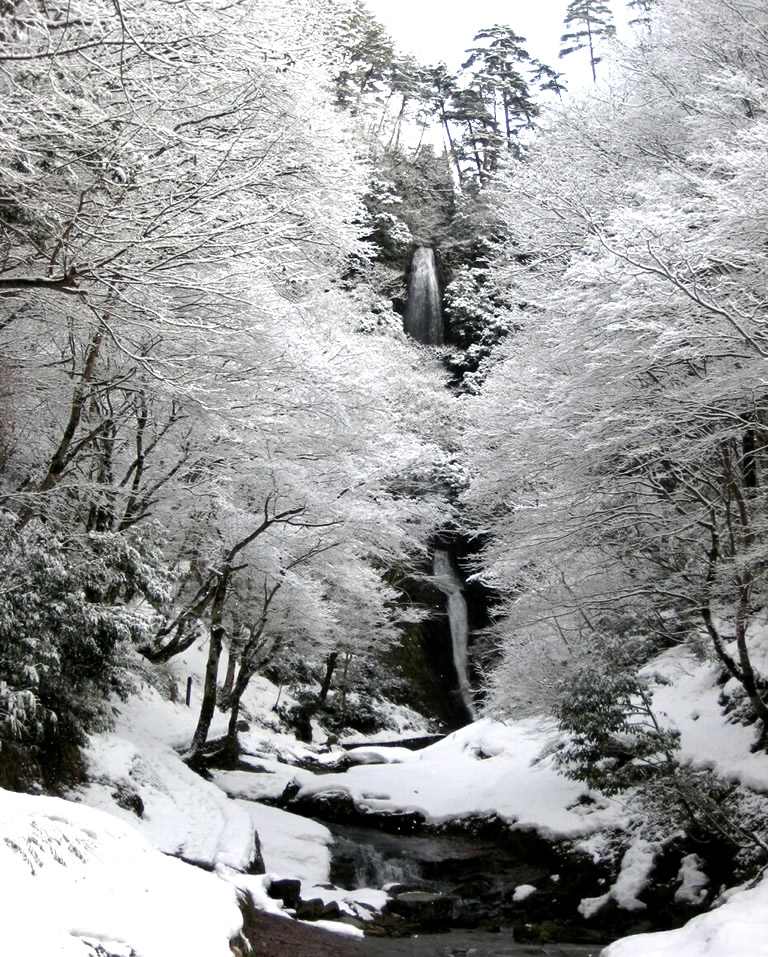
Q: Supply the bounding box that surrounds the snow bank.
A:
[0,788,242,957]
[343,745,414,765]
[290,717,621,838]
[78,685,256,871]
[648,645,768,793]
[603,875,768,957]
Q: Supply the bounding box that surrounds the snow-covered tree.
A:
[560,0,617,83]
[0,0,458,780]
[464,0,768,744]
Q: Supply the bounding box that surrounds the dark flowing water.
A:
[360,931,602,956]
[329,821,546,893]
[328,823,609,956]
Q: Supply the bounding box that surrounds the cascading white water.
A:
[404,247,443,345]
[332,834,423,889]
[432,549,474,719]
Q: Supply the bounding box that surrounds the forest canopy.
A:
[0,0,455,782]
[2,0,768,855]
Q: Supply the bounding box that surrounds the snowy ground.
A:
[2,634,768,956]
[217,716,623,839]
[603,876,768,957]
[0,787,243,957]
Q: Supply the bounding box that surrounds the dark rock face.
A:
[280,786,427,834]
[387,601,471,730]
[267,877,301,910]
[386,539,493,732]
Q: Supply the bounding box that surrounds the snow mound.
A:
[343,745,414,765]
[291,717,620,838]
[237,800,333,885]
[580,839,659,917]
[603,875,768,957]
[0,788,242,957]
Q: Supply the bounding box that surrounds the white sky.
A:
[363,0,630,89]
[363,0,572,72]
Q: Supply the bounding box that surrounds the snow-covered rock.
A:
[603,875,768,957]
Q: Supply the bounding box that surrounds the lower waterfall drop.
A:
[433,549,475,719]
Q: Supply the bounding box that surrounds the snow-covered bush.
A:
[0,515,170,790]
[557,657,680,797]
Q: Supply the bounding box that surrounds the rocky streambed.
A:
[222,737,720,953]
[240,904,602,957]
[271,789,614,947]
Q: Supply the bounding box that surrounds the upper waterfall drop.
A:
[404,247,443,345]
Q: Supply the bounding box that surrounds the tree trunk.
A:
[295,651,339,742]
[220,646,238,704]
[466,120,485,182]
[17,325,104,529]
[339,652,352,729]
[440,107,463,186]
[735,576,768,740]
[185,571,229,768]
[221,663,253,766]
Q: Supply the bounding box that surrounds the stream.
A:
[324,821,607,955]
[237,730,616,954]
[355,933,601,956]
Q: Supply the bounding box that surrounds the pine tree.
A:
[437,25,561,186]
[462,26,540,145]
[559,0,617,83]
[627,0,656,28]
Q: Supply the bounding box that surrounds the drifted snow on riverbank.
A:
[1,632,768,955]
[0,788,243,957]
[221,716,622,838]
[603,876,768,957]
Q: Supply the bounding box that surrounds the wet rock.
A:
[385,891,454,927]
[449,876,494,899]
[267,877,301,910]
[295,897,342,921]
[281,786,427,833]
[340,735,444,754]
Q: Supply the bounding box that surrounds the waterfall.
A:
[432,549,474,719]
[404,247,443,345]
[331,831,423,890]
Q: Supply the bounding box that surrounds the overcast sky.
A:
[363,0,571,71]
[363,0,630,89]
